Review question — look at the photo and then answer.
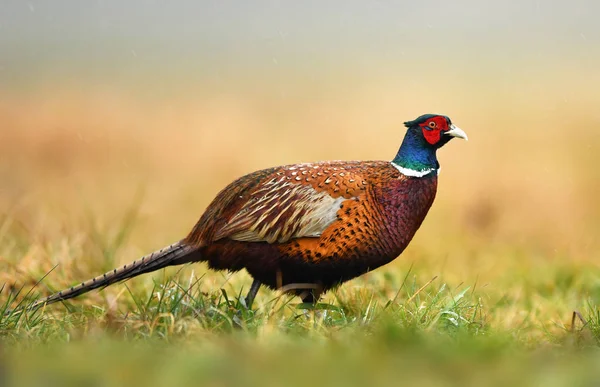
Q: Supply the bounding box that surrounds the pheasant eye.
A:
[428,121,436,128]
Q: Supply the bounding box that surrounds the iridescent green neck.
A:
[392,128,439,177]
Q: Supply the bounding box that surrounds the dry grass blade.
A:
[406,276,438,304]
[571,310,588,333]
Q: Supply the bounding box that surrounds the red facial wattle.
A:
[420,116,449,145]
[422,128,441,144]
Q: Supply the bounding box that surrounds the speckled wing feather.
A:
[186,161,382,246]
[217,175,347,243]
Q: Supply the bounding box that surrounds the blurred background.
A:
[0,1,599,305]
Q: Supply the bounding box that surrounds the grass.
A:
[2,222,600,386]
[0,85,599,386]
[2,264,600,386]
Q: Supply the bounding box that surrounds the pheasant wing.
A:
[216,177,346,243]
[189,162,382,246]
[186,161,379,246]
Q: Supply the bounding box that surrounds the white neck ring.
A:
[391,162,439,177]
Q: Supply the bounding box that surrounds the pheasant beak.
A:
[445,124,468,141]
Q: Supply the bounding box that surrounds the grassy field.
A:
[1,81,600,386]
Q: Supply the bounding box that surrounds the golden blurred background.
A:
[0,1,599,306]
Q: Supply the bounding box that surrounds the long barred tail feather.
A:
[16,240,199,312]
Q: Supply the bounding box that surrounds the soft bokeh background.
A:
[1,2,600,377]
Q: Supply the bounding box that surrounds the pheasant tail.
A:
[25,241,198,310]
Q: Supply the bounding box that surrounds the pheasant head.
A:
[392,114,468,177]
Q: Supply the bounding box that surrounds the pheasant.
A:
[22,114,467,310]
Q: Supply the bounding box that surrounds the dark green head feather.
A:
[403,114,452,128]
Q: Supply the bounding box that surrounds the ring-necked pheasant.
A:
[22,114,467,310]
